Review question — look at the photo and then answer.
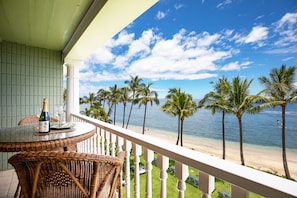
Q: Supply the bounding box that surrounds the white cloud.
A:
[236,26,268,46]
[275,12,297,29]
[273,12,297,47]
[126,37,151,57]
[79,82,102,97]
[264,45,297,54]
[106,31,135,47]
[82,28,242,84]
[124,30,234,79]
[113,56,129,69]
[85,47,114,65]
[156,11,167,20]
[174,3,184,10]
[217,0,232,9]
[282,57,294,62]
[255,15,264,21]
[220,61,252,71]
[197,32,220,47]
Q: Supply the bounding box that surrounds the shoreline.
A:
[127,125,297,180]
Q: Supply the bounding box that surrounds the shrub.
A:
[186,175,199,187]
[218,190,231,198]
[152,158,157,166]
[167,166,175,175]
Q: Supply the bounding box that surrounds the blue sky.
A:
[78,0,297,99]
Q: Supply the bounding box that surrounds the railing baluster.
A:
[157,154,169,198]
[117,136,124,152]
[101,129,105,154]
[175,161,189,198]
[124,140,132,198]
[105,131,110,156]
[95,127,101,154]
[231,185,249,198]
[144,148,154,198]
[90,134,94,153]
[133,144,142,198]
[199,171,215,198]
[111,133,116,157]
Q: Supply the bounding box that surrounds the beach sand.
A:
[127,125,297,180]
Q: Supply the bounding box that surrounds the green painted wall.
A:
[0,40,63,170]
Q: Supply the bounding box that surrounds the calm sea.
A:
[81,99,297,149]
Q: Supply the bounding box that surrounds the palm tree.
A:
[97,89,110,108]
[82,92,97,108]
[109,84,121,125]
[226,76,263,165]
[135,83,159,134]
[161,88,182,145]
[161,88,197,146]
[79,97,85,105]
[80,107,92,117]
[199,77,231,159]
[97,107,112,123]
[80,92,99,117]
[124,75,144,129]
[258,65,297,179]
[119,87,130,128]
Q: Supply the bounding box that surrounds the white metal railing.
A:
[71,113,297,198]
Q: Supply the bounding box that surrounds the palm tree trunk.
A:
[126,102,133,129]
[142,104,147,134]
[238,116,245,165]
[122,104,126,128]
[176,117,180,145]
[222,111,226,160]
[107,103,113,118]
[281,105,291,179]
[180,119,184,147]
[113,104,116,125]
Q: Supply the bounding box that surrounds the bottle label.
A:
[39,121,50,132]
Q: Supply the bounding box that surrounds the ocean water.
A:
[81,99,297,149]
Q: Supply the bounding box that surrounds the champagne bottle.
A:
[39,98,50,133]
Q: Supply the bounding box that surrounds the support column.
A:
[64,59,82,122]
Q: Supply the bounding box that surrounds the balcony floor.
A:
[0,169,18,198]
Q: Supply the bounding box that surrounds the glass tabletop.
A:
[0,122,95,143]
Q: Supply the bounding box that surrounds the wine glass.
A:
[36,107,41,117]
[55,106,64,126]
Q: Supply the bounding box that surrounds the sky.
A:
[77,0,297,99]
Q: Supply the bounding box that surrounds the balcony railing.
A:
[71,113,297,198]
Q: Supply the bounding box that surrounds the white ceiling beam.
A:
[64,0,158,62]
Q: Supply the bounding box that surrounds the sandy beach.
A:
[128,125,297,180]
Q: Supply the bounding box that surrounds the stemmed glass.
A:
[36,107,41,118]
[55,106,64,126]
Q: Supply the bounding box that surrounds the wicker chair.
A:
[9,151,125,198]
[14,115,59,197]
[18,115,58,126]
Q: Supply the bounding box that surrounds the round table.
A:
[0,122,96,152]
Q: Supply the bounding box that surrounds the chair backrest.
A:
[18,115,58,125]
[9,151,125,198]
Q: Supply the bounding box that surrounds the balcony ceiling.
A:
[0,0,93,50]
[0,0,158,61]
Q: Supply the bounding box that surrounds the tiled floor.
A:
[0,169,18,198]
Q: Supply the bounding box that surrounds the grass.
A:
[121,155,263,198]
